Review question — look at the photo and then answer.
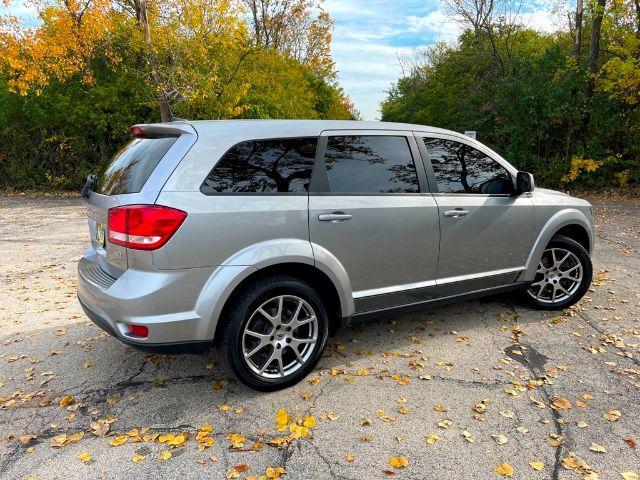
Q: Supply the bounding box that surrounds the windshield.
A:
[95,136,177,195]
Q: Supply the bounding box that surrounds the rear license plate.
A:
[96,223,106,247]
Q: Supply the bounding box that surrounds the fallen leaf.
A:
[589,443,607,453]
[604,409,621,422]
[230,433,246,448]
[529,461,544,471]
[132,454,145,462]
[389,456,409,469]
[303,416,316,428]
[266,466,285,478]
[460,431,474,443]
[59,395,74,408]
[552,397,572,410]
[109,436,128,447]
[494,463,514,477]
[275,409,289,429]
[625,438,637,448]
[426,434,439,445]
[621,473,639,480]
[434,404,447,413]
[346,454,354,461]
[492,434,508,445]
[158,450,172,461]
[77,452,91,463]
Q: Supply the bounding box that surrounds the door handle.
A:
[444,209,470,218]
[318,212,353,222]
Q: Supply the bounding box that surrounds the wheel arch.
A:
[523,209,594,282]
[213,262,348,342]
[200,239,354,342]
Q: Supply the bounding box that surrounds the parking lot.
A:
[0,193,639,479]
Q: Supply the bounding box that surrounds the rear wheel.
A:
[218,276,328,391]
[524,236,592,310]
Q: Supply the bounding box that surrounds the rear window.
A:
[324,136,419,193]
[200,138,317,194]
[95,136,177,195]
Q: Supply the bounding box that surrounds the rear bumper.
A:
[78,296,209,353]
[77,251,217,351]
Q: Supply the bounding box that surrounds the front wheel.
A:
[218,276,329,391]
[523,236,592,310]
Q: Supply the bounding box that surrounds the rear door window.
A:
[323,135,419,193]
[95,136,177,195]
[201,138,317,194]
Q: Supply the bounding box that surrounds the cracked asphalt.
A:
[0,193,639,480]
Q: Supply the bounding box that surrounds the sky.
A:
[5,0,563,120]
[325,0,562,119]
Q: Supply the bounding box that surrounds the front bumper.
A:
[77,251,216,351]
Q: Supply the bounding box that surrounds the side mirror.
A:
[516,171,535,194]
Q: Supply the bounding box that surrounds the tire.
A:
[522,235,592,310]
[217,276,329,391]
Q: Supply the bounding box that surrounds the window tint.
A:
[423,138,514,194]
[201,138,317,194]
[324,136,419,193]
[95,136,177,195]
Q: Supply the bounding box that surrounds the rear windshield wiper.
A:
[81,174,97,198]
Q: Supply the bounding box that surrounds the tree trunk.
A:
[573,0,583,61]
[588,0,607,75]
[139,0,171,122]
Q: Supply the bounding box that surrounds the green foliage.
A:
[0,1,352,190]
[381,16,640,190]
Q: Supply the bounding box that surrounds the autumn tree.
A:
[243,0,335,77]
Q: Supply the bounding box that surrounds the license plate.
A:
[96,223,106,247]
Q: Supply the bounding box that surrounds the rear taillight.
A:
[108,205,187,251]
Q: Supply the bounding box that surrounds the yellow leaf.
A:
[219,404,231,411]
[589,443,607,453]
[604,409,621,422]
[529,461,544,471]
[266,466,285,478]
[621,473,639,480]
[303,416,316,428]
[230,433,246,448]
[158,450,172,461]
[59,395,74,408]
[346,454,354,461]
[275,409,289,428]
[389,456,409,468]
[132,454,145,462]
[433,404,447,413]
[168,434,186,447]
[552,396,572,410]
[109,436,128,447]
[77,452,91,463]
[494,463,514,477]
[426,434,439,445]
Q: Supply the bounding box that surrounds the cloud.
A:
[326,0,563,119]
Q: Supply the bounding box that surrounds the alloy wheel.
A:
[242,295,318,379]
[527,247,583,304]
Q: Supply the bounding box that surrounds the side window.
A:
[200,138,317,194]
[423,138,514,194]
[324,136,419,193]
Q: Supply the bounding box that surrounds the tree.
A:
[242,0,335,78]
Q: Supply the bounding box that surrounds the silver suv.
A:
[78,120,595,390]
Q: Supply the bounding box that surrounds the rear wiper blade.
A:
[81,174,97,198]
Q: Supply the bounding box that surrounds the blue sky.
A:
[326,0,561,119]
[5,0,561,120]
